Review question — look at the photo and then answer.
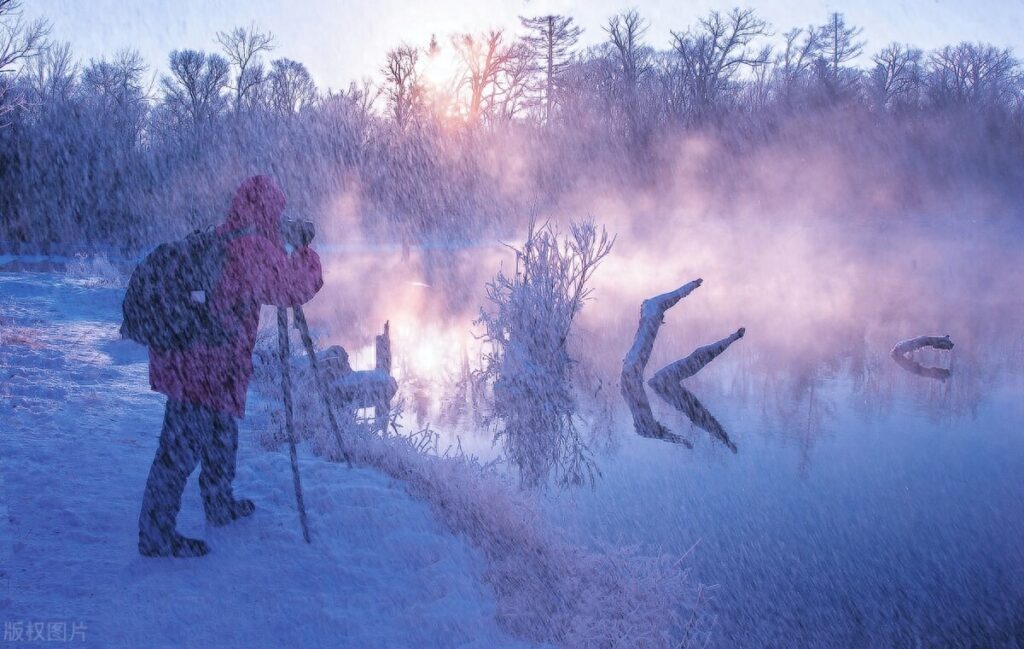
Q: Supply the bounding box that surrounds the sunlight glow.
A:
[421,45,461,92]
[411,338,446,376]
[394,320,465,380]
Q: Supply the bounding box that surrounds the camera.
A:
[281,219,316,248]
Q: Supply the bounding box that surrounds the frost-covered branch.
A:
[0,0,49,125]
[478,219,613,487]
[650,327,745,385]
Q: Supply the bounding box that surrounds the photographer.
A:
[138,175,323,558]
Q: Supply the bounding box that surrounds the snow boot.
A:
[139,532,210,558]
[207,498,256,527]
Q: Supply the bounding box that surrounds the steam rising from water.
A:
[303,127,1024,425]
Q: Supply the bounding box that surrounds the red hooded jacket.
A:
[149,176,323,417]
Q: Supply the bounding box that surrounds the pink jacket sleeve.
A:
[226,236,324,308]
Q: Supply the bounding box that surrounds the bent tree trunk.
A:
[649,329,744,452]
[621,279,703,447]
[621,279,744,450]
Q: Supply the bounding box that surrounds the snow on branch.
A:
[890,334,954,381]
[891,334,953,356]
[621,279,743,450]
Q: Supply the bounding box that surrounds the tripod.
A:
[276,304,354,544]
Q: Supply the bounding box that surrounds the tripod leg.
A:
[278,307,312,543]
[292,305,354,468]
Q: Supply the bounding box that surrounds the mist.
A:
[2,3,1023,647]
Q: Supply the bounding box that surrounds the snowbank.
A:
[1,269,705,648]
[0,272,524,648]
[252,330,704,648]
[328,432,702,648]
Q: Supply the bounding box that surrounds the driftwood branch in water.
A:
[649,329,745,452]
[891,335,953,356]
[650,328,746,385]
[891,334,954,381]
[621,279,744,450]
[621,279,703,447]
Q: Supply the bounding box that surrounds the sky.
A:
[24,0,1024,91]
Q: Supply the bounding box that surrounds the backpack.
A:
[120,228,248,351]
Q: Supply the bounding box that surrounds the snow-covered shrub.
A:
[476,219,614,488]
[65,253,123,287]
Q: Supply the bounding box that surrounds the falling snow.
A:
[3,2,1024,647]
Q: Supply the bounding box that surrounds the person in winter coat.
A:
[138,175,323,558]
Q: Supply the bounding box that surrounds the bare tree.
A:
[268,57,317,115]
[819,12,864,76]
[24,40,77,105]
[926,42,1019,109]
[671,8,770,118]
[161,49,230,127]
[494,41,534,120]
[320,78,380,148]
[381,44,422,129]
[815,12,865,100]
[0,0,49,124]
[340,77,380,118]
[869,43,923,112]
[772,27,821,105]
[81,50,150,142]
[604,10,656,141]
[520,14,582,122]
[215,24,274,114]
[451,30,511,123]
[82,50,148,104]
[0,0,47,72]
[605,10,652,94]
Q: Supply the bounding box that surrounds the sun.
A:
[421,39,461,92]
[411,340,446,376]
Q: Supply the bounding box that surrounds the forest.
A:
[2,1,1023,253]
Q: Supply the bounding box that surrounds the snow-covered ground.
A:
[0,271,527,648]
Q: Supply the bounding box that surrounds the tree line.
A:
[2,0,1023,253]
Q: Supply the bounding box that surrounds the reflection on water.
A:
[302,212,1023,645]
[892,352,951,380]
[650,383,734,450]
[3,213,1021,646]
[556,349,1023,646]
[646,327,746,452]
